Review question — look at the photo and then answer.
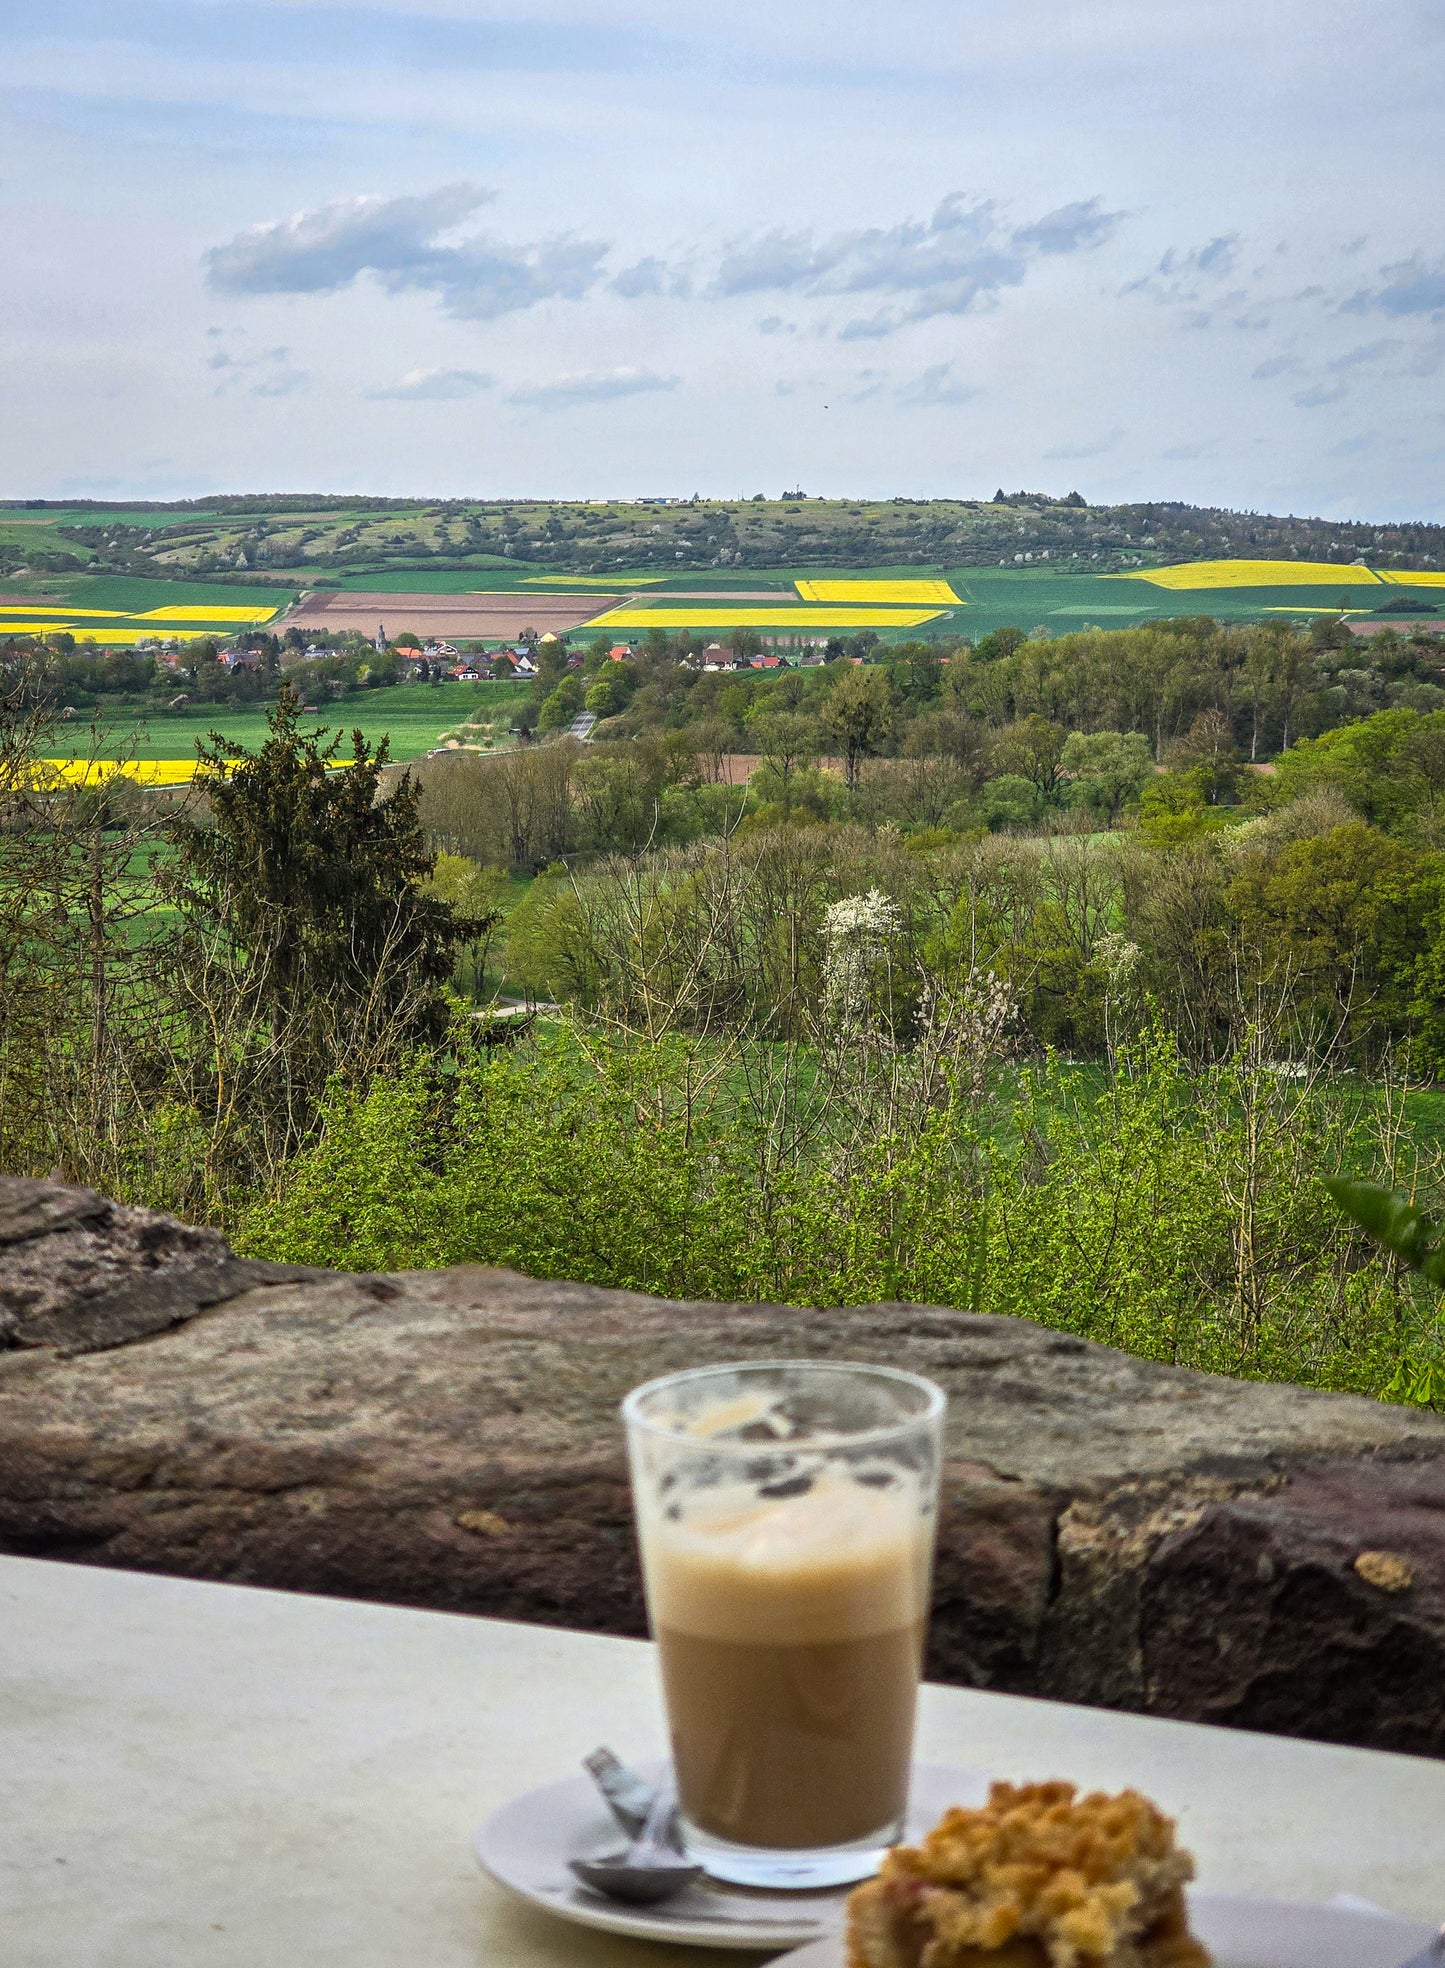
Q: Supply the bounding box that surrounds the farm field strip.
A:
[278,591,609,638]
[138,604,279,623]
[41,759,204,785]
[43,683,533,764]
[1377,570,1445,587]
[0,625,251,645]
[1123,559,1385,589]
[0,605,130,620]
[0,591,281,646]
[582,603,948,629]
[42,576,296,612]
[1047,604,1154,617]
[794,577,960,603]
[520,574,665,588]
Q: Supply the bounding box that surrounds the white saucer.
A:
[473,1761,989,1951]
[774,1894,1436,1968]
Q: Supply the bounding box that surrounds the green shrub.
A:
[240,1022,1443,1405]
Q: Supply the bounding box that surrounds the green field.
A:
[7,554,1443,653]
[36,573,289,613]
[50,682,533,764]
[927,565,1414,639]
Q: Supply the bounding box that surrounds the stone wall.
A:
[3,1176,1444,1757]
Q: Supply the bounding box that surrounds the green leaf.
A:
[1321,1175,1441,1270]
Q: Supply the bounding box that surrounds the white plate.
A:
[773,1894,1436,1968]
[474,1761,989,1951]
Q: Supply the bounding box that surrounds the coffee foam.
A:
[638,1469,931,1646]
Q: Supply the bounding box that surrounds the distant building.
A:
[375,622,388,652]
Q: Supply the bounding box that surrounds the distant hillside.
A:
[2,492,1441,587]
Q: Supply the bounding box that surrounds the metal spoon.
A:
[570,1771,703,1905]
[582,1746,656,1838]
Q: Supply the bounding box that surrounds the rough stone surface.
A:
[2,1177,1445,1757]
[0,1181,320,1354]
[1140,1460,1445,1756]
[0,1176,110,1247]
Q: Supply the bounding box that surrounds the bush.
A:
[239,1021,1444,1405]
[585,668,633,718]
[538,675,585,733]
[981,773,1041,830]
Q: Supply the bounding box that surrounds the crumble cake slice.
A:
[846,1780,1211,1968]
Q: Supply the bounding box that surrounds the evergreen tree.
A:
[158,684,486,1163]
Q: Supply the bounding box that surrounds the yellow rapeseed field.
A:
[1121,560,1385,590]
[1375,570,1445,587]
[0,605,128,620]
[0,603,276,642]
[794,578,960,604]
[138,605,278,622]
[521,575,665,588]
[584,604,946,630]
[41,759,203,786]
[0,625,232,645]
[0,622,109,638]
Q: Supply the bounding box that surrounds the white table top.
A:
[1,1555,1441,1967]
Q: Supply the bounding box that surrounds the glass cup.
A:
[622,1359,946,1889]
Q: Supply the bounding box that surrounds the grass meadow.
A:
[49,681,535,764]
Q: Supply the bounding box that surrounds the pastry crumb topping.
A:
[846,1781,1207,1968]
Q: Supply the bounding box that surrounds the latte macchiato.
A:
[624,1365,945,1887]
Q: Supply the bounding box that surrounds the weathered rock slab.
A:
[3,1177,1445,1757]
[0,1179,319,1354]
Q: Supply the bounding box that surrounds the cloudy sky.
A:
[4,0,1445,516]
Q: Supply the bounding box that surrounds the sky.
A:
[3,0,1445,518]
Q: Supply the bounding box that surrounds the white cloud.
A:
[1328,339,1404,373]
[612,255,692,298]
[1344,254,1445,319]
[1122,234,1241,303]
[896,362,978,407]
[206,183,609,320]
[365,367,493,400]
[713,192,1122,337]
[203,333,307,399]
[1294,382,1348,409]
[508,367,681,407]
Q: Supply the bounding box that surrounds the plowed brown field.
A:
[278,591,613,639]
